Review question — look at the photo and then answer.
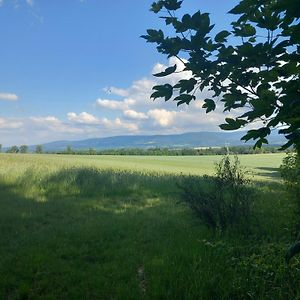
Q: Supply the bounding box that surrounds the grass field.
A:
[1,152,285,178]
[0,153,299,299]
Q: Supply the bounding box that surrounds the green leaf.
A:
[267,118,280,127]
[228,1,248,15]
[219,118,247,130]
[234,24,256,37]
[254,138,268,148]
[182,13,192,25]
[174,94,196,106]
[215,30,231,43]
[150,1,163,13]
[173,78,197,93]
[241,130,258,142]
[153,64,177,77]
[241,128,271,143]
[160,16,177,25]
[190,11,213,33]
[280,139,295,150]
[242,24,256,36]
[141,29,164,43]
[151,84,173,101]
[202,98,216,113]
[163,0,183,11]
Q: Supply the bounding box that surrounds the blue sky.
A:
[0,0,239,146]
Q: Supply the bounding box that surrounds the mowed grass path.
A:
[0,153,299,299]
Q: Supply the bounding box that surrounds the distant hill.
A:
[30,131,285,152]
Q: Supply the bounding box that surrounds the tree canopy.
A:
[35,145,43,154]
[142,0,300,150]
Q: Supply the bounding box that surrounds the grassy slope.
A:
[0,153,299,299]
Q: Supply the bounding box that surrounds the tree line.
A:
[1,144,43,154]
[0,144,288,156]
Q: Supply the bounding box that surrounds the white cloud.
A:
[103,87,129,97]
[102,117,138,132]
[0,114,140,146]
[124,109,148,120]
[67,112,139,132]
[96,56,238,135]
[30,116,60,125]
[0,117,23,129]
[95,98,135,110]
[67,112,100,124]
[30,116,84,134]
[147,109,177,127]
[0,93,18,101]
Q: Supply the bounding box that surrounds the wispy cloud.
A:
[0,93,18,101]
[67,112,100,124]
[0,117,23,129]
[95,98,135,110]
[26,0,33,7]
[124,109,148,120]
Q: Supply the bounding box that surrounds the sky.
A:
[0,0,239,146]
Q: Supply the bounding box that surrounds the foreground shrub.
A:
[280,153,300,236]
[179,155,253,233]
[280,153,300,262]
[280,153,300,192]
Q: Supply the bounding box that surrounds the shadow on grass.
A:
[0,169,196,299]
[0,168,299,299]
[255,167,281,179]
[41,167,178,199]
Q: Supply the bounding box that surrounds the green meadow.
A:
[1,152,284,177]
[1,153,299,299]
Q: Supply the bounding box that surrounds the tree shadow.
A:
[0,167,293,299]
[0,168,193,299]
[254,167,281,179]
[39,167,180,208]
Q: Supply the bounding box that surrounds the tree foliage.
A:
[19,145,29,154]
[35,145,43,154]
[142,0,300,149]
[6,145,19,153]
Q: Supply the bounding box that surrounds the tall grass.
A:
[0,154,299,299]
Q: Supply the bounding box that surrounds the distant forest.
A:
[55,146,289,156]
[1,144,290,156]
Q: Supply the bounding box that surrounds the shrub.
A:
[280,153,300,191]
[280,152,300,235]
[179,155,253,233]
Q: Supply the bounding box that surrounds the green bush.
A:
[179,155,253,233]
[280,153,300,191]
[280,152,300,235]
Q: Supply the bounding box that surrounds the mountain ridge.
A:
[30,131,285,152]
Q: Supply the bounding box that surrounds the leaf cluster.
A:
[143,0,300,149]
